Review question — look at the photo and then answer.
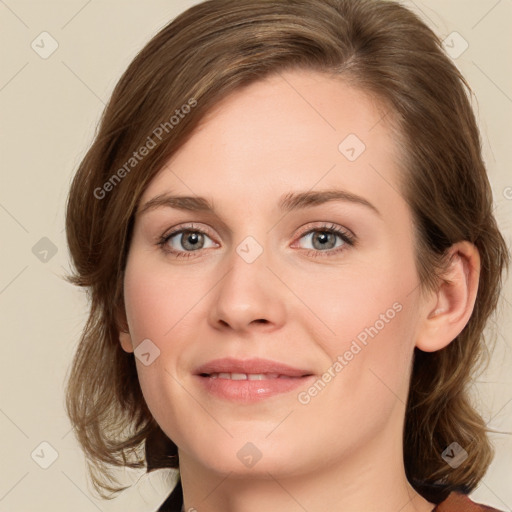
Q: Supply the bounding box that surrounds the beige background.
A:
[0,0,511,510]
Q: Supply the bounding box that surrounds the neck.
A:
[178,414,435,512]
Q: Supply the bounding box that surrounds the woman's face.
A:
[121,70,428,477]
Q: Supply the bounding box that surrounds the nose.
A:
[208,242,287,335]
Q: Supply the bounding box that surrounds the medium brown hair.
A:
[65,0,509,502]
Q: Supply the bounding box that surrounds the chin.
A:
[180,434,315,479]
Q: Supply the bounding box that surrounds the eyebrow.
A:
[138,189,381,217]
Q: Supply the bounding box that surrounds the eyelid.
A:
[160,222,216,241]
[293,222,355,244]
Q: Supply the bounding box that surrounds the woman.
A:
[64,0,509,511]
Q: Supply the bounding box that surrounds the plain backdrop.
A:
[0,1,511,511]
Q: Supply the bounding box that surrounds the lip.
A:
[194,357,315,403]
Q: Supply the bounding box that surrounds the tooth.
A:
[208,372,288,380]
[248,374,265,380]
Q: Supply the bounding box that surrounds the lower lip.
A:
[196,375,315,402]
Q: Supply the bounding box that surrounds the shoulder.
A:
[436,492,505,512]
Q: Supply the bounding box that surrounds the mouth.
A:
[194,358,315,402]
[202,372,301,380]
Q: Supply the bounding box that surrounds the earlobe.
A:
[415,241,480,353]
[119,330,134,353]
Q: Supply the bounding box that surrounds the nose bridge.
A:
[235,232,266,266]
[226,211,272,273]
[223,231,270,301]
[209,228,285,331]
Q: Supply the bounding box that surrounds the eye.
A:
[157,222,355,259]
[158,223,218,258]
[293,223,355,257]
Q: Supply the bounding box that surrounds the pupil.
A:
[183,231,202,250]
[314,231,336,250]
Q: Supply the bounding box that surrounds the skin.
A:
[119,70,480,512]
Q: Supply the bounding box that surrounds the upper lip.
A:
[195,357,313,377]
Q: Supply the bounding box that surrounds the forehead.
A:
[140,69,404,216]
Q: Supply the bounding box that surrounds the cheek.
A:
[122,251,227,425]
[123,253,206,345]
[291,274,419,465]
[298,248,419,406]
[297,257,418,358]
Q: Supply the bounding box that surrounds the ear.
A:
[415,241,480,352]
[115,301,134,354]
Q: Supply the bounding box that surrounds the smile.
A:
[204,372,299,380]
[195,358,314,402]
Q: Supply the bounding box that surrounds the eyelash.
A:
[157,222,356,259]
